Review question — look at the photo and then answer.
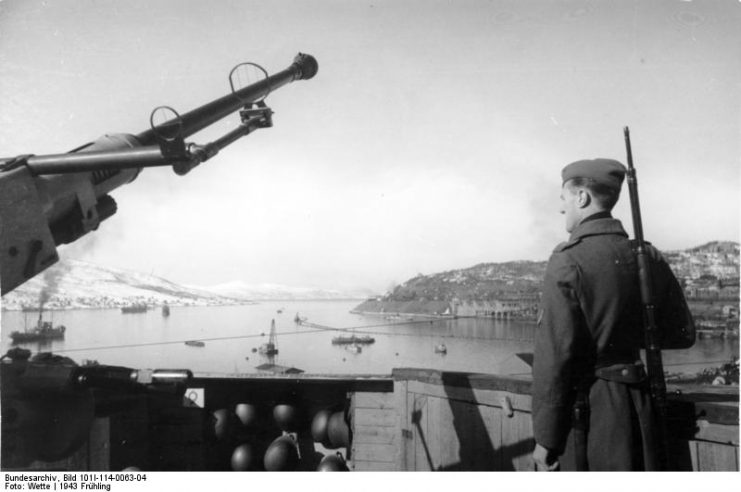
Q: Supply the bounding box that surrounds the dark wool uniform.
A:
[532,214,693,471]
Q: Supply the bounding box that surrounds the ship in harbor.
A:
[121,303,148,314]
[9,314,66,344]
[331,334,375,345]
[258,319,279,356]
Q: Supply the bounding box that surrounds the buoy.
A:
[311,409,332,444]
[231,443,257,471]
[263,435,299,471]
[235,403,259,428]
[273,404,301,432]
[326,411,350,448]
[317,452,349,471]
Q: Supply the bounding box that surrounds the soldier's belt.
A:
[595,361,646,384]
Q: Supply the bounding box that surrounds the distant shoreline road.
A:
[350,309,454,319]
[351,299,539,322]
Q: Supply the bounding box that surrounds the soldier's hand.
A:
[533,443,559,471]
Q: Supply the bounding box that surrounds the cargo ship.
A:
[121,304,148,314]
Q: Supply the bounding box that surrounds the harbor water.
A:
[0,300,737,378]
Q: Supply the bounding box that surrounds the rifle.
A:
[0,53,318,295]
[623,126,669,470]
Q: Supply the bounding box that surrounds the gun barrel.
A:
[136,53,317,145]
[0,53,317,295]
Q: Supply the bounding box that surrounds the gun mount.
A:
[0,53,318,296]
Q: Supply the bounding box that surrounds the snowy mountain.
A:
[198,280,374,301]
[0,259,374,311]
[0,259,237,310]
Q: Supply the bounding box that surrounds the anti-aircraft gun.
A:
[0,53,318,469]
[0,52,318,296]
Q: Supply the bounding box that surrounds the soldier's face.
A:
[560,184,580,233]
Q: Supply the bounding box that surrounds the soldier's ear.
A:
[576,189,591,208]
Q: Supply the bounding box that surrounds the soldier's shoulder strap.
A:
[629,239,665,262]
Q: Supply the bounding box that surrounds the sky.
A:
[1,0,739,293]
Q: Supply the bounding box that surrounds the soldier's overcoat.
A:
[532,216,693,471]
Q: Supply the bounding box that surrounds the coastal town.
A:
[353,241,740,339]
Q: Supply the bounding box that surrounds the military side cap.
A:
[561,158,627,192]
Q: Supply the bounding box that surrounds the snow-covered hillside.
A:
[1,259,237,310]
[1,259,373,311]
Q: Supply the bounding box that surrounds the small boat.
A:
[121,304,148,314]
[277,308,284,314]
[434,344,447,354]
[10,315,65,343]
[185,340,205,347]
[332,335,375,345]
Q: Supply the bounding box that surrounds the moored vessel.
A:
[10,314,66,344]
[258,319,279,356]
[331,335,375,345]
[121,304,148,314]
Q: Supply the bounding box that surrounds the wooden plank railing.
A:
[389,368,739,471]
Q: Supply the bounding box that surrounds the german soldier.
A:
[531,158,693,471]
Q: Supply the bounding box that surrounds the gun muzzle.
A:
[137,52,318,144]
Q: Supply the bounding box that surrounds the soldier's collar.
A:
[569,218,628,242]
[579,210,612,225]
